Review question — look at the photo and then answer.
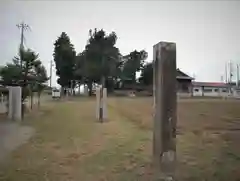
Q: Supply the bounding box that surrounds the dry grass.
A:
[0,98,151,181]
[108,97,240,180]
[0,97,239,181]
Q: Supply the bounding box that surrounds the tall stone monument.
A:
[153,42,177,180]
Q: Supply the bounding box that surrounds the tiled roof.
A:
[192,82,228,87]
[176,69,193,80]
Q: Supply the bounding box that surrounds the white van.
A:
[52,89,61,99]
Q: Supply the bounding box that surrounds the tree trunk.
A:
[30,90,33,110]
[78,84,81,94]
[38,91,40,108]
[88,81,92,96]
[61,87,65,96]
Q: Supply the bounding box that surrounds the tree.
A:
[0,48,47,111]
[0,63,22,86]
[53,32,76,93]
[122,50,148,84]
[83,28,121,95]
[33,63,48,107]
[0,48,40,100]
[139,62,153,85]
[22,49,41,109]
[74,51,87,88]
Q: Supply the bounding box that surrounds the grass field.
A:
[0,97,240,181]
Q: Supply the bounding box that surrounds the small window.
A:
[194,89,199,92]
[214,89,219,92]
[222,89,227,92]
[203,88,212,92]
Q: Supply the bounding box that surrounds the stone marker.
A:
[8,87,13,120]
[153,42,177,180]
[8,86,22,121]
[102,88,107,119]
[96,87,100,120]
[96,86,107,122]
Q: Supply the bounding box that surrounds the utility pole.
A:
[229,60,233,84]
[237,64,239,87]
[49,60,53,88]
[16,22,29,119]
[16,22,29,68]
[225,62,228,83]
[221,76,223,83]
[229,60,233,94]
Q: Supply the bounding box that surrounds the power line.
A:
[16,22,30,68]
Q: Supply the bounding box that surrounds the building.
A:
[176,68,194,93]
[192,82,230,97]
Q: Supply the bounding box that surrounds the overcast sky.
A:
[1,1,240,87]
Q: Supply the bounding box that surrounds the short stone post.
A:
[96,87,100,120]
[8,86,22,121]
[153,42,177,180]
[8,87,13,119]
[102,88,107,120]
[14,86,22,120]
[96,86,107,122]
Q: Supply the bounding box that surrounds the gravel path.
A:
[0,122,35,162]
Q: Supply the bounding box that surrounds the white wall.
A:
[233,88,240,98]
[193,86,229,97]
[193,86,203,96]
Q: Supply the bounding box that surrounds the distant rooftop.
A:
[176,68,194,80]
[192,82,228,87]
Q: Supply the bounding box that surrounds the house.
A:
[176,68,194,93]
[117,68,194,93]
[192,82,230,97]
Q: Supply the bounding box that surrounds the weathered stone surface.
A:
[96,87,107,121]
[96,87,101,120]
[103,88,107,119]
[8,87,13,119]
[153,41,177,179]
[7,86,22,121]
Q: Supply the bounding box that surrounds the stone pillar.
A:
[96,87,100,120]
[7,86,22,121]
[102,88,107,119]
[153,42,177,180]
[96,87,107,121]
[8,87,13,119]
[153,47,156,109]
[13,86,22,121]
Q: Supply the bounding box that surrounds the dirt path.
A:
[0,122,35,162]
